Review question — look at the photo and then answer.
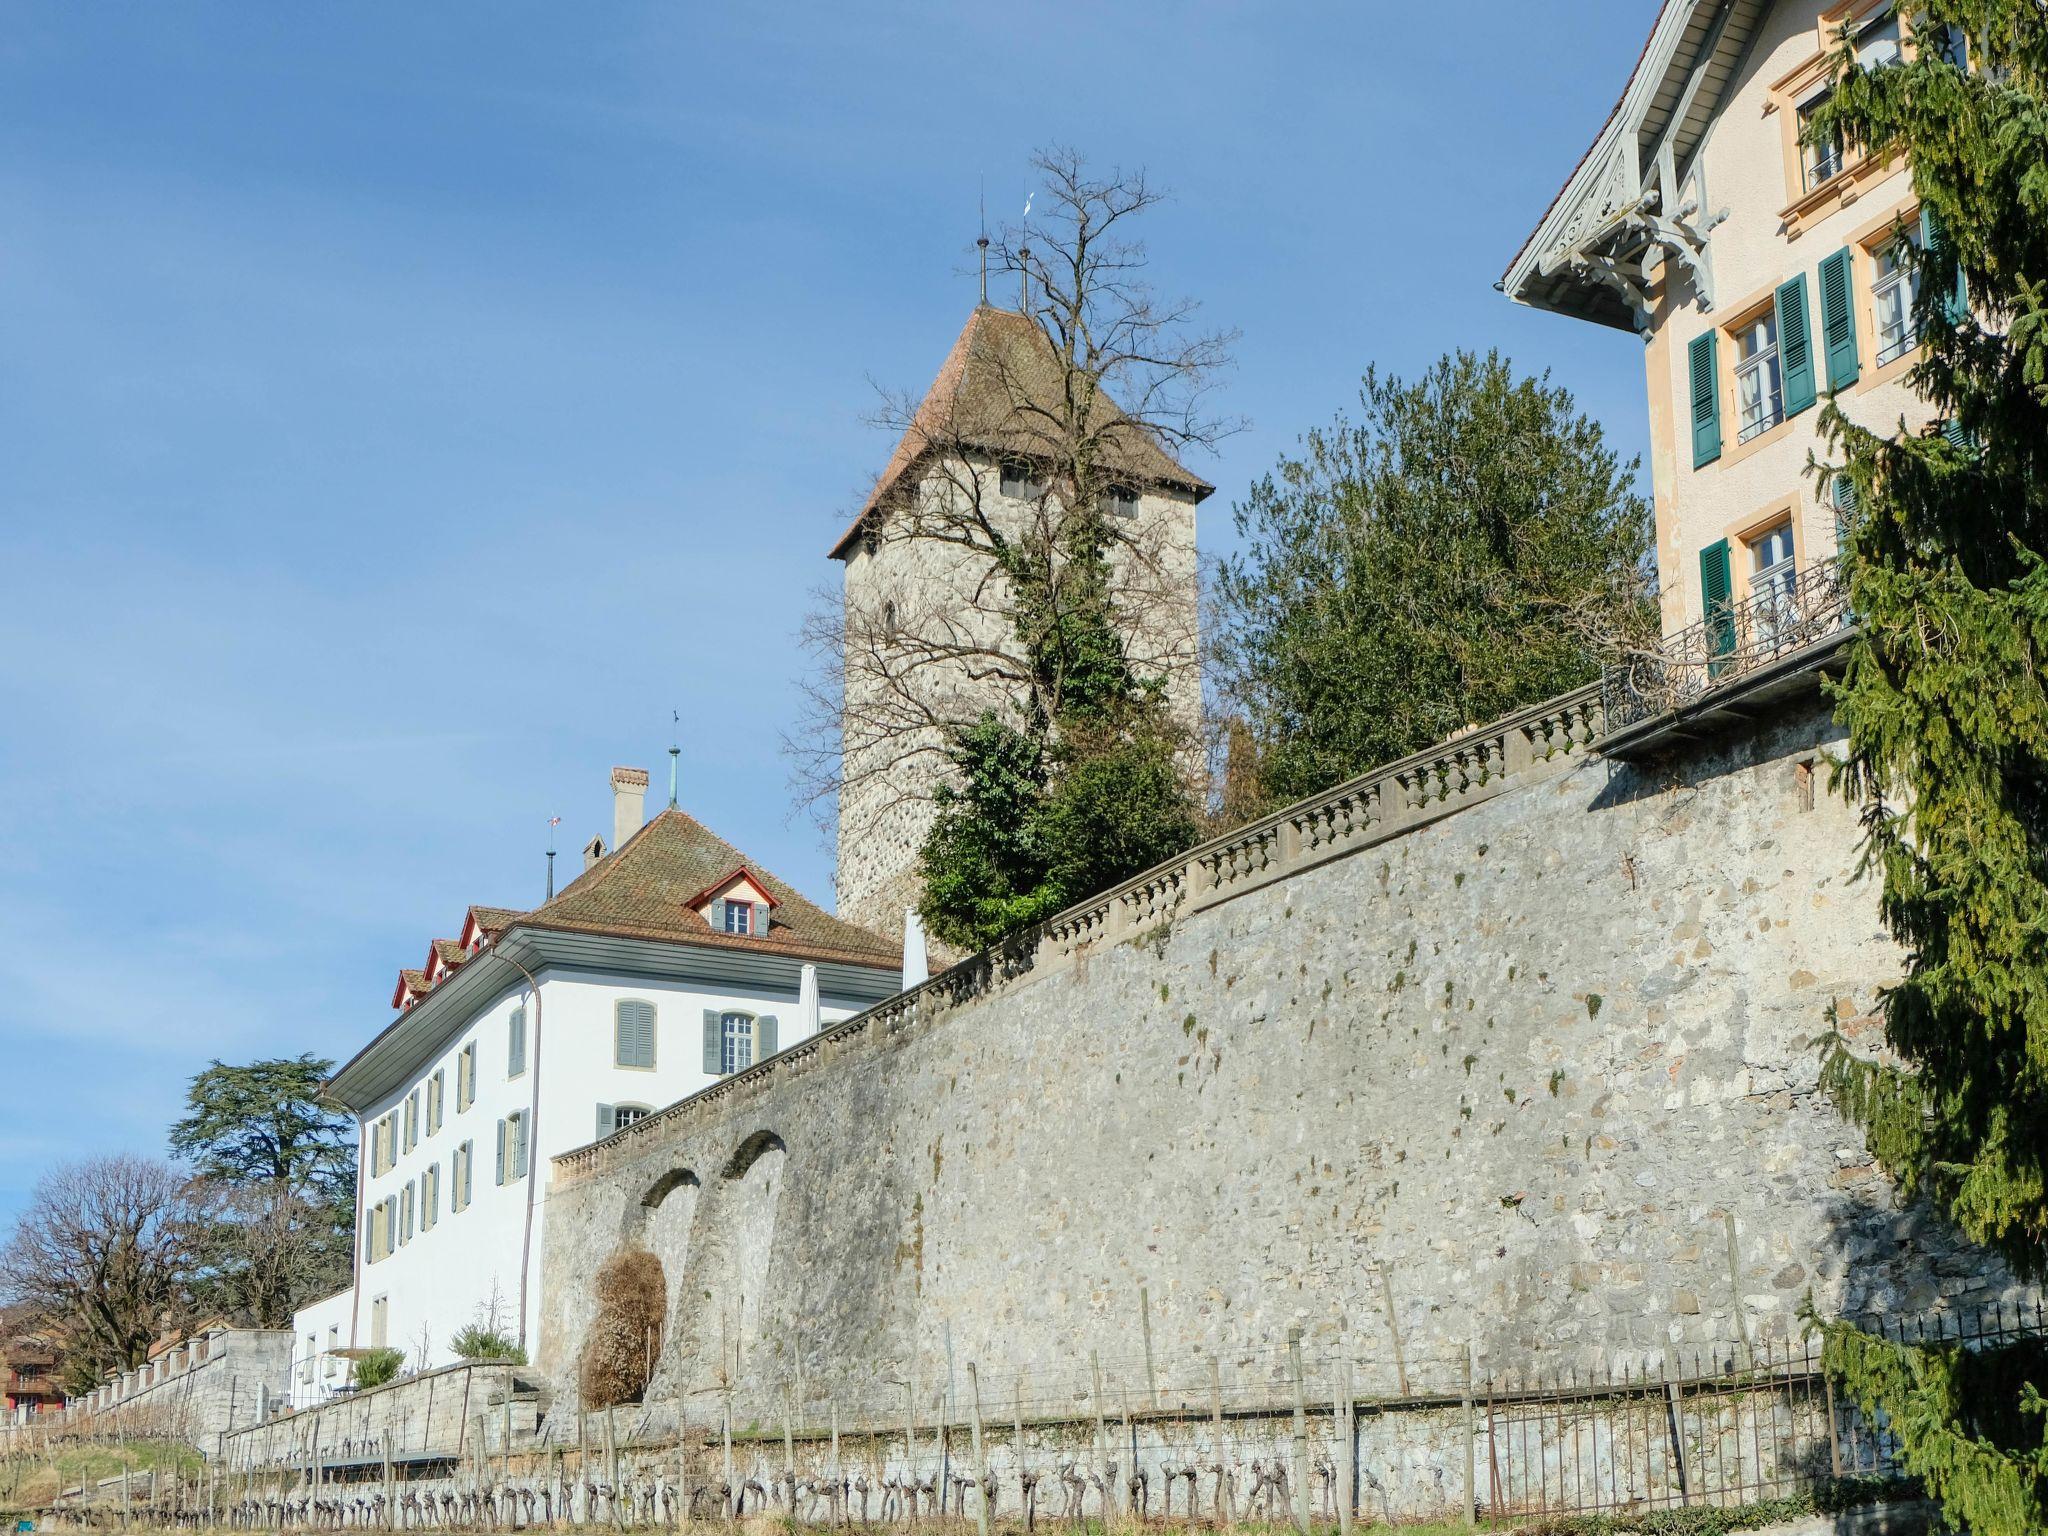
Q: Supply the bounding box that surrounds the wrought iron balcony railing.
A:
[1602,559,1852,732]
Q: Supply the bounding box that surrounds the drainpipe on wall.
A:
[330,1091,369,1390]
[497,946,545,1358]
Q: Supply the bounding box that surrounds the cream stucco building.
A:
[1503,0,1964,645]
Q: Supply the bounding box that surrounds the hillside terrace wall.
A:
[538,686,2033,1431]
[57,1329,290,1452]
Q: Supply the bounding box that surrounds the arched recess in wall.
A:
[637,1168,702,1360]
[717,1131,787,1390]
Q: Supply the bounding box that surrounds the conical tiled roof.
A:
[828,304,1213,559]
[518,809,896,968]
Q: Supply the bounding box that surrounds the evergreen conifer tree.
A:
[1807,8,2048,1531]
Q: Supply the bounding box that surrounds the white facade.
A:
[292,897,898,1409]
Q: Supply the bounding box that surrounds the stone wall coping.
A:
[553,679,1610,1186]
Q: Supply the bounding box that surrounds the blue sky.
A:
[0,2,1653,1224]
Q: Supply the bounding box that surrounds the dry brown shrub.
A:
[577,1246,665,1408]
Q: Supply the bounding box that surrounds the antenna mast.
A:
[545,815,560,900]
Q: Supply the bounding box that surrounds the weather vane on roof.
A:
[1019,190,1033,314]
[668,710,681,809]
[546,815,561,900]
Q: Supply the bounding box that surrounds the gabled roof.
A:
[390,968,431,1009]
[430,939,468,971]
[516,809,896,968]
[828,304,1214,559]
[1501,0,1773,329]
[469,905,519,936]
[683,864,782,912]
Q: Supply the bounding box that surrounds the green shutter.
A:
[1940,417,1975,452]
[494,1119,507,1185]
[597,1103,617,1138]
[757,1015,779,1059]
[1700,540,1736,672]
[1688,332,1721,467]
[754,902,772,937]
[1775,275,1816,416]
[1921,206,1969,325]
[1818,248,1860,390]
[702,1009,723,1074]
[709,898,727,933]
[507,1007,526,1077]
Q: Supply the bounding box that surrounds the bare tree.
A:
[195,1180,349,1331]
[791,148,1239,867]
[0,1155,209,1394]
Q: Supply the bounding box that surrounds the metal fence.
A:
[1603,558,1852,733]
[32,1302,2048,1528]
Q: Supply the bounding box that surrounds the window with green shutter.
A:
[507,1006,527,1078]
[1920,206,1969,325]
[1688,332,1722,468]
[702,1009,723,1075]
[1818,248,1860,389]
[1700,540,1736,672]
[615,999,656,1069]
[1775,274,1816,416]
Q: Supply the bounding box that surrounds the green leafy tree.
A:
[918,514,1199,953]
[168,1054,355,1328]
[1803,7,2048,1533]
[1214,350,1653,807]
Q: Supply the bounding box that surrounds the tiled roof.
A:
[469,905,519,937]
[516,809,897,968]
[431,939,468,969]
[828,304,1214,559]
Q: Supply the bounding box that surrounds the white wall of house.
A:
[290,963,873,1409]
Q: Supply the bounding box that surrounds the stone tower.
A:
[828,302,1211,951]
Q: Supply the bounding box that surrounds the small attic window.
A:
[1000,459,1048,500]
[723,902,753,935]
[882,601,899,640]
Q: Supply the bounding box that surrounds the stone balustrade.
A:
[555,680,1610,1187]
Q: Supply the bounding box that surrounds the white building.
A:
[290,767,901,1407]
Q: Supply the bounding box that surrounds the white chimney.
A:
[901,908,929,989]
[611,766,650,852]
[799,963,820,1040]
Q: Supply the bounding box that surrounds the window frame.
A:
[1731,308,1785,445]
[998,457,1049,501]
[722,901,752,935]
[613,1103,653,1129]
[457,1042,477,1111]
[721,1010,756,1076]
[426,1070,444,1136]
[1766,0,1931,234]
[1849,198,1935,388]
